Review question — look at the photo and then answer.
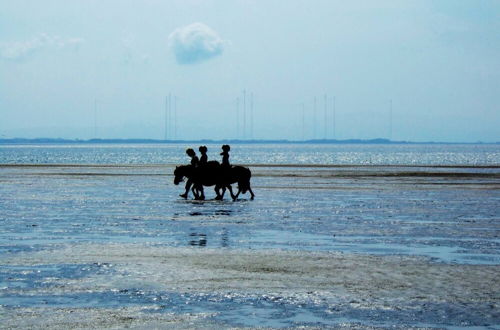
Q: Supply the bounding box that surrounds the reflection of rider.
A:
[220,144,230,168]
[180,148,198,198]
[199,146,208,165]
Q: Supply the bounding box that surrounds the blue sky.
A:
[1,0,499,142]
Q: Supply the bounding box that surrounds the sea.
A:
[1,143,499,165]
[1,143,499,328]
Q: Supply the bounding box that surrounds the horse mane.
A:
[175,164,192,171]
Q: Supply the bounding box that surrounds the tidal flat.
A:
[1,164,499,328]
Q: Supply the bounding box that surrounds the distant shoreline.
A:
[1,138,498,145]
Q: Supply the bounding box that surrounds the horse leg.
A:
[196,184,205,200]
[248,186,255,200]
[226,184,236,201]
[191,185,199,200]
[193,184,205,200]
[215,185,224,200]
[233,187,241,201]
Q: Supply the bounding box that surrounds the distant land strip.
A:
[1,138,499,145]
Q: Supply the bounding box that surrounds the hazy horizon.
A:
[1,137,499,144]
[1,1,499,143]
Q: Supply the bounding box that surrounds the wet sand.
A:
[1,164,499,328]
[1,244,499,328]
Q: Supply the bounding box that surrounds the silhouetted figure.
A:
[180,148,199,199]
[174,144,255,201]
[199,146,208,165]
[187,148,199,167]
[220,144,231,168]
[174,163,254,201]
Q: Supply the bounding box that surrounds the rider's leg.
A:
[180,179,192,198]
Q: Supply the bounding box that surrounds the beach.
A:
[1,160,499,328]
[3,0,500,325]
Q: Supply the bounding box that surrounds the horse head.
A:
[173,166,184,185]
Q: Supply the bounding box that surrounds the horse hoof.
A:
[179,193,188,199]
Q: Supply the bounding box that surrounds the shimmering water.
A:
[1,143,499,165]
[1,144,499,328]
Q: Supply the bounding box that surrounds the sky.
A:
[1,0,499,142]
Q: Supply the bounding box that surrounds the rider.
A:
[187,148,199,167]
[220,144,231,168]
[199,146,208,166]
[180,148,199,198]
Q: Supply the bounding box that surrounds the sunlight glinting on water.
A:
[1,143,499,165]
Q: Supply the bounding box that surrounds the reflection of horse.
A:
[173,161,255,201]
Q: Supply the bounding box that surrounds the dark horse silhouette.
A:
[173,161,255,201]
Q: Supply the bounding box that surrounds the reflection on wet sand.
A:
[220,228,229,248]
[188,229,230,248]
[189,233,207,247]
[187,209,233,217]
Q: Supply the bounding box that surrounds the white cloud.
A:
[0,33,84,60]
[168,22,224,64]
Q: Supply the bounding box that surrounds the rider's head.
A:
[186,148,195,157]
[221,144,230,152]
[199,146,207,154]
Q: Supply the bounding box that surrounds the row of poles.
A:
[163,90,256,141]
[161,93,392,141]
[301,94,337,141]
[161,93,338,141]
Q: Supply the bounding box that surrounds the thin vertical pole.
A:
[168,93,172,141]
[313,97,317,139]
[174,96,177,140]
[389,99,393,141]
[243,89,246,139]
[250,93,254,139]
[94,99,97,139]
[302,103,305,141]
[236,97,240,139]
[333,96,336,139]
[164,95,168,140]
[324,94,327,139]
